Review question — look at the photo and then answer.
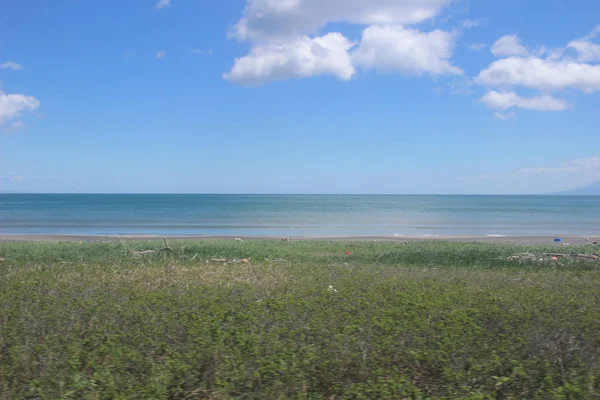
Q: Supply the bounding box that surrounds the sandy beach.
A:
[1,234,599,246]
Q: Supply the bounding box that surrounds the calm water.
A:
[0,194,599,237]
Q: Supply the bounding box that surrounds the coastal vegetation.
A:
[1,240,599,399]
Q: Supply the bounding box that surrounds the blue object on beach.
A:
[554,238,562,242]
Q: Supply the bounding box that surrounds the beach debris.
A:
[506,252,600,262]
[209,258,251,263]
[345,251,351,255]
[328,285,338,293]
[235,238,245,242]
[129,237,173,257]
[162,237,173,252]
[191,253,199,261]
[130,250,158,257]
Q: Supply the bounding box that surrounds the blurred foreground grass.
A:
[1,240,600,399]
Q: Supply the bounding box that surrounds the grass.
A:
[1,240,600,399]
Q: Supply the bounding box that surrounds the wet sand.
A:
[0,234,598,246]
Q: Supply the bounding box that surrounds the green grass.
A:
[1,240,600,399]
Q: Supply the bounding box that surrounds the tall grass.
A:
[1,241,599,399]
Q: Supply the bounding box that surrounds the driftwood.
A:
[130,250,157,256]
[130,237,173,257]
[506,252,600,261]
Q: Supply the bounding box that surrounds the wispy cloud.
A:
[190,48,212,55]
[461,18,487,28]
[460,156,600,194]
[494,112,516,120]
[0,61,23,71]
[155,0,171,9]
[156,50,167,60]
[9,176,25,183]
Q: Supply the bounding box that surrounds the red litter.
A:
[551,257,558,261]
[345,251,350,255]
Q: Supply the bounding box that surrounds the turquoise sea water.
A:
[0,194,599,237]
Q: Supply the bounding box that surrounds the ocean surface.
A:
[0,194,599,237]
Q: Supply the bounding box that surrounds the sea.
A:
[0,194,599,237]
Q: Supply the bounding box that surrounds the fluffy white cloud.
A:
[470,43,486,51]
[156,50,167,60]
[476,57,600,92]
[233,0,452,41]
[480,91,570,111]
[352,25,462,76]
[227,0,463,85]
[224,33,355,86]
[491,34,529,57]
[0,61,22,71]
[156,0,171,9]
[0,91,41,126]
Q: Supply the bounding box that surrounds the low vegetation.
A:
[1,240,599,399]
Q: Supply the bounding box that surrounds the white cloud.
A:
[470,43,486,51]
[224,32,355,86]
[227,0,463,85]
[494,111,516,120]
[232,0,453,41]
[0,61,22,71]
[0,91,41,126]
[567,26,600,63]
[461,18,486,28]
[476,27,600,116]
[568,40,600,62]
[156,50,167,60]
[156,0,171,9]
[352,25,462,76]
[191,48,213,55]
[480,90,570,111]
[476,57,600,92]
[491,34,529,57]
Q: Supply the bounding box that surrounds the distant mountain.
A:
[554,180,600,195]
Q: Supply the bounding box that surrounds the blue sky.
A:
[1,0,600,194]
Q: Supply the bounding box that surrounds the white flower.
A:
[327,285,338,293]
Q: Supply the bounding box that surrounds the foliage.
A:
[1,240,599,399]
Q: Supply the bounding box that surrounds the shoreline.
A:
[0,234,598,246]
